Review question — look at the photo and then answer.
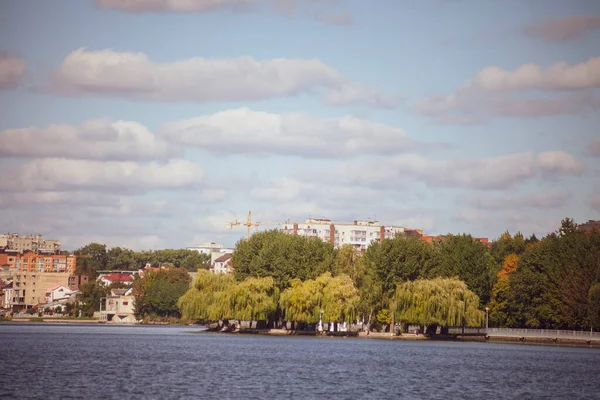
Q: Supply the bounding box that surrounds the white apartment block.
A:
[279,218,415,252]
[187,242,235,263]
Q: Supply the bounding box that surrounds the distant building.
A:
[1,280,13,310]
[187,242,234,263]
[68,274,89,291]
[0,270,71,311]
[578,220,600,235]
[211,253,233,274]
[420,235,491,247]
[187,242,224,255]
[0,251,76,274]
[279,218,410,252]
[0,233,61,254]
[45,285,76,304]
[98,273,133,286]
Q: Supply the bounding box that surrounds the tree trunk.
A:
[390,299,396,335]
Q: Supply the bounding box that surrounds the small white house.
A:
[211,253,233,274]
[45,285,75,304]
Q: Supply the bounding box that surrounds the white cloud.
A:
[466,190,572,210]
[0,158,204,192]
[161,107,412,157]
[0,118,177,161]
[412,58,600,123]
[0,53,27,89]
[522,15,600,42]
[96,0,354,25]
[97,0,265,12]
[537,151,585,175]
[0,191,118,210]
[49,48,393,106]
[466,58,600,92]
[302,151,584,191]
[62,234,167,251]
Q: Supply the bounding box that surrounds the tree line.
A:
[73,218,600,330]
[73,243,210,275]
[71,243,204,318]
[179,219,600,331]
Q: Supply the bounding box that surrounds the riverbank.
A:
[194,328,600,348]
[8,318,100,324]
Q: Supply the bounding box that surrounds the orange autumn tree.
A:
[488,254,520,326]
[496,254,519,281]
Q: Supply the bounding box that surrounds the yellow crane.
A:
[226,210,287,239]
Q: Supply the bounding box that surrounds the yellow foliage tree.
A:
[497,254,519,281]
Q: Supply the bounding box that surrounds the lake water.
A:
[1,323,599,399]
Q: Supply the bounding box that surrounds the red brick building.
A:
[0,251,77,274]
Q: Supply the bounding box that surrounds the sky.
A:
[0,0,599,251]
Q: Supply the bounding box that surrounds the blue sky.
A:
[1,0,599,250]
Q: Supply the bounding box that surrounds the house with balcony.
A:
[99,288,136,324]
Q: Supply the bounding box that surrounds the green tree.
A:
[394,277,484,333]
[182,251,211,272]
[588,283,600,330]
[431,234,496,305]
[490,232,526,265]
[361,235,436,327]
[488,254,519,326]
[232,230,335,289]
[230,277,279,321]
[77,281,108,317]
[279,272,359,324]
[74,243,108,275]
[133,268,191,319]
[106,247,138,270]
[333,244,365,287]
[178,270,236,321]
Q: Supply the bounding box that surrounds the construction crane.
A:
[226,210,287,239]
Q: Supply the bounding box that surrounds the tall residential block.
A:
[279,218,412,252]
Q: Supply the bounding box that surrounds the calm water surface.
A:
[1,323,599,399]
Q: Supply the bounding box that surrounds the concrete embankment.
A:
[483,335,600,348]
[9,318,99,323]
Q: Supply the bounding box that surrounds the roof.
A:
[46,284,66,294]
[103,273,133,282]
[214,253,232,263]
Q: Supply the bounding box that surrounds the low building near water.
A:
[100,288,136,324]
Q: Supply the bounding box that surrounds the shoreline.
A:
[194,328,600,349]
[3,320,599,349]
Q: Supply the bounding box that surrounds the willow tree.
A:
[394,277,483,334]
[178,271,279,322]
[178,270,236,321]
[230,276,279,321]
[279,272,359,324]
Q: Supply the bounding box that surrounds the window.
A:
[122,301,129,306]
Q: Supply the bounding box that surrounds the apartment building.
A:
[0,234,61,254]
[187,242,235,263]
[0,270,70,310]
[0,251,76,274]
[279,218,410,252]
